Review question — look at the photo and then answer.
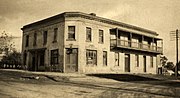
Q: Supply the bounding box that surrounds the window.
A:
[150,56,153,68]
[135,54,139,67]
[53,28,58,42]
[103,51,107,66]
[33,33,37,46]
[86,50,97,65]
[23,52,27,65]
[43,31,47,45]
[68,26,75,40]
[25,35,29,47]
[51,49,59,65]
[86,27,91,41]
[115,52,119,66]
[99,30,104,43]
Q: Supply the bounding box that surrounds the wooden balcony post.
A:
[161,39,163,52]
[116,28,118,46]
[130,33,132,47]
[152,38,155,51]
[141,36,144,49]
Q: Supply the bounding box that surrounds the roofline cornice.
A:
[64,12,158,36]
[21,12,158,36]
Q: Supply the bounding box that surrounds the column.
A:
[152,38,155,51]
[130,33,132,47]
[116,28,118,46]
[141,36,144,49]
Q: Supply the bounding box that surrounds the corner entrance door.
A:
[143,56,146,72]
[65,48,78,72]
[125,54,130,72]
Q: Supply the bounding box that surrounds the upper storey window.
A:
[86,27,92,42]
[33,33,37,46]
[43,31,47,45]
[25,35,29,47]
[99,29,104,43]
[53,28,58,42]
[68,26,75,40]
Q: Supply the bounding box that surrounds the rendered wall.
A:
[22,18,65,71]
[64,17,158,74]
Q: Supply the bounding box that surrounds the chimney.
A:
[89,13,96,16]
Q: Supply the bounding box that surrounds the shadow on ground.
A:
[87,74,180,87]
[87,74,159,81]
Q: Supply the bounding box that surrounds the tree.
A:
[0,31,15,54]
[165,62,175,70]
[1,51,21,65]
[160,56,168,67]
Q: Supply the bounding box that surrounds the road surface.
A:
[0,69,180,98]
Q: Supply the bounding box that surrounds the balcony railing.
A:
[110,39,163,53]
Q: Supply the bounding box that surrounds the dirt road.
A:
[0,69,179,98]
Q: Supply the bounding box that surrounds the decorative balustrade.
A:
[110,39,163,53]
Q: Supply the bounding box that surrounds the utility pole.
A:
[175,29,179,77]
[170,29,179,77]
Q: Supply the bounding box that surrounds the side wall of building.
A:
[22,18,65,71]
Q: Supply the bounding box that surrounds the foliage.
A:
[160,56,168,67]
[163,61,180,71]
[1,51,21,65]
[0,31,9,49]
[0,31,15,54]
[164,62,175,70]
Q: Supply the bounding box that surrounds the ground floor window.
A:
[103,51,107,66]
[86,50,97,65]
[51,49,59,65]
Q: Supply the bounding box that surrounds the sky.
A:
[0,0,180,63]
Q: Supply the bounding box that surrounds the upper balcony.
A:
[110,28,163,54]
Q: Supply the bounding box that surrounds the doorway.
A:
[65,48,78,72]
[143,56,146,72]
[30,49,45,71]
[125,54,130,72]
[32,56,36,71]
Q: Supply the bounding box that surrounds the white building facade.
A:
[21,12,163,74]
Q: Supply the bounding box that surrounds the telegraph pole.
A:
[175,29,179,77]
[170,29,179,77]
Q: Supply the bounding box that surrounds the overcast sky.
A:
[0,0,179,62]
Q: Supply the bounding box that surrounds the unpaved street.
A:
[0,69,180,98]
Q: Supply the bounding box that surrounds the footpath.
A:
[1,69,180,97]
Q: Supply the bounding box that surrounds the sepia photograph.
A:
[0,0,180,98]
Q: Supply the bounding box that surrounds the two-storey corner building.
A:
[21,12,163,74]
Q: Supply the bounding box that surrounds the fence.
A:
[0,62,22,69]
